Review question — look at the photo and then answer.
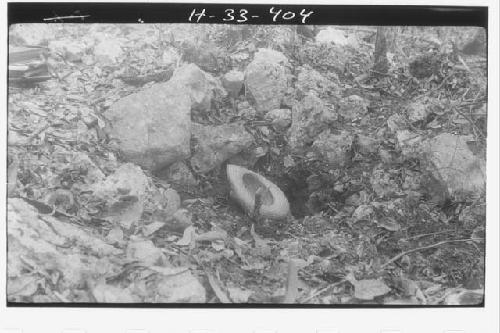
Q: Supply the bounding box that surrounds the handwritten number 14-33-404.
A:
[188,7,314,24]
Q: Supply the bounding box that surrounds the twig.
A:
[406,229,456,241]
[300,279,347,303]
[379,238,484,270]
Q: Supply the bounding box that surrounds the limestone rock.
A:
[265,108,292,129]
[290,93,338,152]
[396,130,424,159]
[424,133,485,198]
[296,65,340,98]
[244,48,289,112]
[157,161,198,187]
[7,198,121,299]
[237,101,257,118]
[126,239,164,266]
[370,166,401,199]
[406,101,429,123]
[356,134,379,154]
[92,164,150,229]
[155,271,206,303]
[170,63,226,112]
[104,82,191,171]
[191,123,254,173]
[315,28,360,47]
[387,113,407,132]
[312,130,353,167]
[229,146,268,169]
[93,163,149,199]
[163,188,181,218]
[338,95,370,120]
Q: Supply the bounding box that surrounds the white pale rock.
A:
[244,48,289,112]
[406,101,429,123]
[290,93,338,151]
[357,135,379,154]
[396,130,423,159]
[93,163,149,199]
[104,82,191,171]
[338,95,370,120]
[312,130,353,167]
[315,28,360,47]
[191,123,254,173]
[156,271,206,303]
[296,65,340,98]
[170,63,226,112]
[163,188,181,218]
[387,114,406,132]
[159,161,198,187]
[265,108,292,129]
[424,133,485,198]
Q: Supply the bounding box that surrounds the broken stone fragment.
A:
[265,108,292,129]
[221,69,244,97]
[356,134,379,154]
[338,95,369,120]
[289,93,338,152]
[156,161,198,187]
[423,133,485,199]
[396,130,423,159]
[312,130,353,167]
[227,164,290,220]
[315,28,360,47]
[191,123,254,173]
[104,82,191,171]
[170,63,226,112]
[296,65,340,98]
[244,48,289,112]
[405,100,429,124]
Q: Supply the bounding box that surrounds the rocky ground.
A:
[7,24,486,305]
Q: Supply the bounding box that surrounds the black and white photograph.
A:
[6,11,488,306]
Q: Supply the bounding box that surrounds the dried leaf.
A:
[142,221,165,237]
[375,217,401,231]
[176,226,196,248]
[206,272,231,303]
[196,229,228,242]
[352,279,391,300]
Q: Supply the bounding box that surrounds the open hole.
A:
[242,173,274,205]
